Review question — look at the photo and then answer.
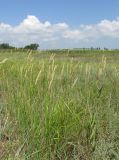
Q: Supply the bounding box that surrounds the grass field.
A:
[0,50,119,159]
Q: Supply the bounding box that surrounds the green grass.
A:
[0,50,119,159]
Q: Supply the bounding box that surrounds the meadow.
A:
[0,49,119,160]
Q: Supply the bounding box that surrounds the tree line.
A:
[0,43,39,50]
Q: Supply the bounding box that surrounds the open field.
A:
[0,50,119,159]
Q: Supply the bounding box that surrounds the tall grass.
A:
[0,50,119,159]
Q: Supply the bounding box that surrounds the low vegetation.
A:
[0,50,119,159]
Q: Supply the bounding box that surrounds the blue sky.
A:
[0,0,119,25]
[0,0,119,49]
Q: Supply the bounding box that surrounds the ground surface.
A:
[0,49,119,159]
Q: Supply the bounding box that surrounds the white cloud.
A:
[63,30,81,39]
[0,15,119,48]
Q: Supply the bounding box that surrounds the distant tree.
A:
[0,43,15,49]
[24,43,39,50]
[0,43,9,49]
[104,47,108,51]
[91,47,94,50]
[97,47,101,50]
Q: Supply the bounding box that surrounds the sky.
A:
[0,0,119,49]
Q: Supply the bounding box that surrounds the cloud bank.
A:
[0,15,119,49]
